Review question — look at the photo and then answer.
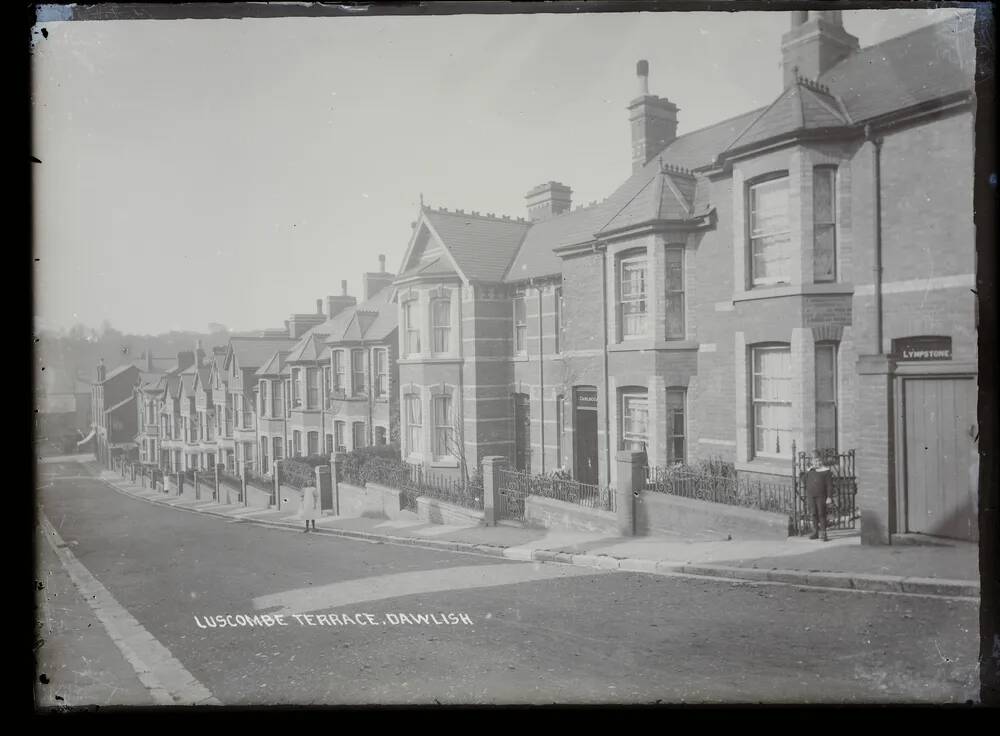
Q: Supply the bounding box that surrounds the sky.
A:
[31,4,977,335]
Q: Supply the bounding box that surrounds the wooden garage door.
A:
[903,377,978,541]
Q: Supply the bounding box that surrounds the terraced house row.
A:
[91,11,979,545]
[118,259,398,484]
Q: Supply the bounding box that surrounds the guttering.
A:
[865,123,885,355]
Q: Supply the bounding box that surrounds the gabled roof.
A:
[286,332,329,363]
[421,209,531,282]
[179,372,197,398]
[225,337,299,371]
[102,363,139,384]
[397,254,458,280]
[255,350,291,377]
[162,374,181,399]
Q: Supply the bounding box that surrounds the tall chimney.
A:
[316,298,323,315]
[342,280,348,296]
[628,60,678,174]
[96,358,106,383]
[525,181,572,222]
[781,10,859,87]
[363,255,396,300]
[326,286,357,319]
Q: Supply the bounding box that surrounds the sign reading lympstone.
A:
[194,612,473,628]
[892,335,953,361]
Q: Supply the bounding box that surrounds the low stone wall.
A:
[635,491,790,541]
[337,481,387,519]
[367,484,410,520]
[180,479,198,501]
[245,483,272,509]
[524,495,618,535]
[416,496,484,526]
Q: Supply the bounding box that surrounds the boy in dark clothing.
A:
[803,454,834,541]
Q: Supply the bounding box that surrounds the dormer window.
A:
[748,175,791,287]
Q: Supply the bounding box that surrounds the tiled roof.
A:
[819,15,975,124]
[422,209,530,282]
[255,350,290,377]
[723,79,850,154]
[505,201,612,281]
[228,337,299,370]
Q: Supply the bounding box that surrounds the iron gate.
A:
[496,467,529,521]
[791,446,858,534]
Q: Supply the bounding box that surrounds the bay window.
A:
[751,345,793,458]
[291,368,301,407]
[374,349,388,399]
[431,298,451,353]
[332,351,344,393]
[621,391,649,453]
[351,350,365,395]
[260,382,268,417]
[405,394,422,454]
[403,300,421,355]
[433,395,454,459]
[813,166,837,283]
[619,253,648,338]
[666,388,686,464]
[306,367,319,409]
[271,380,283,418]
[815,343,838,451]
[665,246,685,340]
[749,175,791,286]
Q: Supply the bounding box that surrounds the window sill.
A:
[398,356,463,365]
[733,283,854,303]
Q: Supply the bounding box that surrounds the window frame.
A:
[291,368,302,408]
[666,388,687,465]
[352,421,366,450]
[307,430,319,456]
[750,344,793,460]
[405,394,422,455]
[431,298,451,354]
[334,421,346,453]
[403,300,421,356]
[432,394,454,460]
[748,173,792,288]
[554,287,563,354]
[374,348,389,399]
[306,367,320,410]
[332,351,345,394]
[351,349,366,396]
[618,251,649,340]
[815,341,839,452]
[512,295,527,355]
[813,165,838,284]
[620,390,650,453]
[664,245,685,340]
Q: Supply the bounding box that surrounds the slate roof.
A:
[255,350,291,377]
[104,394,135,415]
[722,78,850,154]
[422,209,530,282]
[286,333,330,363]
[102,363,139,384]
[326,286,397,344]
[227,337,299,370]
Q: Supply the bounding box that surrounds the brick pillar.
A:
[482,456,506,526]
[176,471,183,496]
[856,354,896,545]
[217,464,225,504]
[241,469,248,507]
[315,465,332,513]
[194,469,200,500]
[615,451,644,537]
[329,457,340,515]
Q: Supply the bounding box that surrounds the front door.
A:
[903,376,978,541]
[513,394,530,472]
[574,387,599,485]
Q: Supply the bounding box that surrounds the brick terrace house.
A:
[91,360,140,466]
[395,10,978,543]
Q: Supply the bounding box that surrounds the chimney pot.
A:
[636,59,650,95]
[379,254,386,273]
[316,298,323,315]
[341,280,348,296]
[628,60,678,173]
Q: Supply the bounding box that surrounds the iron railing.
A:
[793,446,858,533]
[335,456,483,511]
[497,468,616,516]
[644,465,798,515]
[244,468,271,492]
[218,467,242,489]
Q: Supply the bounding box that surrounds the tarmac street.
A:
[34,459,980,706]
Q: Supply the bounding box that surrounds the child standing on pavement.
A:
[803,453,834,541]
[299,483,318,533]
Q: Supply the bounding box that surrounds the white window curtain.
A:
[752,346,793,457]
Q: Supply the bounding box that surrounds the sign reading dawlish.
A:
[892,335,953,361]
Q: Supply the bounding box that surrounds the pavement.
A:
[35,459,982,704]
[93,463,980,601]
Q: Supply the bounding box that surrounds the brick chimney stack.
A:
[96,358,106,383]
[326,280,357,319]
[781,9,859,87]
[363,255,396,300]
[628,60,678,173]
[525,181,572,222]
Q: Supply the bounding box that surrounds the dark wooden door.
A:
[903,377,978,541]
[513,394,530,472]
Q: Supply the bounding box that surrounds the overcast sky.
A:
[31,5,975,335]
